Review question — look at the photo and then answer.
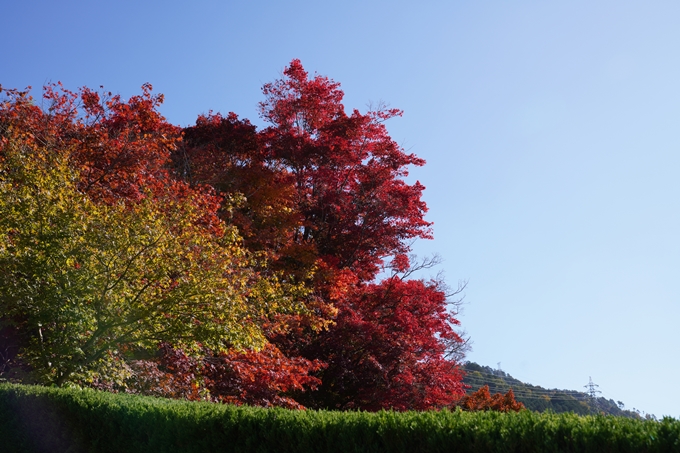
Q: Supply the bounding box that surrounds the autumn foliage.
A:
[0,60,468,410]
[0,83,301,388]
[457,385,526,412]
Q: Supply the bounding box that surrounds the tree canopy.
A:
[0,61,468,410]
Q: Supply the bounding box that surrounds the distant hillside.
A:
[462,362,644,418]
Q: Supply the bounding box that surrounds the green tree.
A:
[0,137,291,387]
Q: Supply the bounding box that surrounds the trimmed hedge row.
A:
[1,383,679,453]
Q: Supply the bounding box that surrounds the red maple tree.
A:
[175,60,468,410]
[258,59,432,280]
[291,275,466,411]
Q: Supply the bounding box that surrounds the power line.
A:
[461,367,642,413]
[463,369,624,402]
[463,370,579,391]
[464,376,597,397]
[464,368,604,394]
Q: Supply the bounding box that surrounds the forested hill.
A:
[462,362,645,418]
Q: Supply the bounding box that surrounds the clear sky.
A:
[4,0,680,418]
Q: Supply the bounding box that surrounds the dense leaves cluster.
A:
[456,385,525,413]
[0,60,468,410]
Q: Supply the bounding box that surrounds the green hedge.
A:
[1,383,678,453]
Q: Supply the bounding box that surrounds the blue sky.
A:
[4,0,680,417]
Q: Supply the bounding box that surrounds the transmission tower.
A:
[584,376,602,412]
